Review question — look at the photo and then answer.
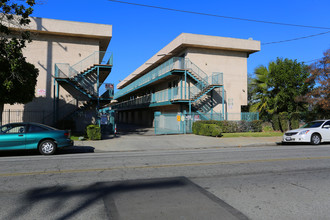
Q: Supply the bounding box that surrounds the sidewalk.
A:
[74,133,283,153]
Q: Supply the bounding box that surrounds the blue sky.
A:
[32,0,330,91]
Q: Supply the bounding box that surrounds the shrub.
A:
[237,120,251,132]
[220,121,238,133]
[290,112,300,129]
[86,125,101,140]
[192,121,204,135]
[262,122,274,132]
[279,112,289,132]
[251,120,262,132]
[199,124,222,137]
[272,114,280,131]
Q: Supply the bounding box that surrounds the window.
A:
[322,121,330,128]
[3,124,26,134]
[28,124,48,132]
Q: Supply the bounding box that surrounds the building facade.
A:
[113,33,260,127]
[3,17,113,130]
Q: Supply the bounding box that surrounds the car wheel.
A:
[311,134,321,145]
[39,140,56,155]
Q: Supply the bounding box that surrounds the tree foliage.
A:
[250,58,313,119]
[0,0,38,120]
[304,48,330,112]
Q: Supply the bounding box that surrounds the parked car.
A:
[282,120,330,145]
[0,122,73,155]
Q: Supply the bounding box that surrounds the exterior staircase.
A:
[54,51,113,124]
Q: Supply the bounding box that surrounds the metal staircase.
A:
[54,51,113,124]
[182,60,225,120]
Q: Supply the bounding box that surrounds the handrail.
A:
[70,51,113,78]
[55,63,97,97]
[189,72,223,99]
[55,51,113,97]
[114,57,212,99]
[112,87,180,109]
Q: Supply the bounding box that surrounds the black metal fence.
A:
[1,110,53,126]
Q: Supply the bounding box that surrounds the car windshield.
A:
[301,121,324,128]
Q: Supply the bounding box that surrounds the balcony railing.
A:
[114,57,211,99]
[113,87,180,110]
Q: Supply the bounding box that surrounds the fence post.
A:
[183,110,186,134]
[154,111,161,134]
[8,109,10,124]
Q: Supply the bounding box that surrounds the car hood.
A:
[286,128,318,133]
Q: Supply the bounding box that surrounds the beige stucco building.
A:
[113,33,260,128]
[3,17,113,129]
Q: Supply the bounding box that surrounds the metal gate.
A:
[154,111,201,135]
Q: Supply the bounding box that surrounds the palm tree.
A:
[249,65,274,119]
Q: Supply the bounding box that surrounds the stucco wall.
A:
[185,47,248,113]
[5,34,100,112]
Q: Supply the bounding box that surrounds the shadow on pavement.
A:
[57,146,95,154]
[6,177,247,220]
[116,123,155,136]
[99,123,155,140]
[0,146,95,157]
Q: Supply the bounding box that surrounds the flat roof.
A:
[117,33,260,89]
[26,17,112,39]
[7,16,112,49]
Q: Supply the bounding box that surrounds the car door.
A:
[25,124,49,149]
[0,124,26,150]
[321,121,330,141]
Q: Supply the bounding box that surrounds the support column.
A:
[97,67,100,126]
[184,70,187,99]
[222,86,225,120]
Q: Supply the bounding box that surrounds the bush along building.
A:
[2,17,114,132]
[112,33,260,134]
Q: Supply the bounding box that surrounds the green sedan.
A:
[0,122,74,155]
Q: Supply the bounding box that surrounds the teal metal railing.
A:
[55,52,113,78]
[112,87,180,110]
[114,57,212,100]
[55,51,113,98]
[114,57,182,99]
[152,87,179,103]
[154,111,260,135]
[189,72,223,100]
[70,51,113,77]
[113,94,152,110]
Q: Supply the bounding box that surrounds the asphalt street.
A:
[1,143,330,219]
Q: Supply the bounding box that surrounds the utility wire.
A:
[108,0,330,30]
[304,58,322,63]
[262,30,330,45]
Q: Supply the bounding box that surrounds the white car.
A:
[283,120,330,145]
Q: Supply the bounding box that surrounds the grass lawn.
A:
[70,136,86,141]
[222,132,283,138]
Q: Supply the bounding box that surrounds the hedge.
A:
[86,125,101,140]
[199,124,222,137]
[192,120,263,136]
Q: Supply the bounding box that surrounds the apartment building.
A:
[113,33,260,127]
[3,17,113,130]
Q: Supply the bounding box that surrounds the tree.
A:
[304,49,330,114]
[249,65,273,118]
[0,0,39,123]
[250,58,313,119]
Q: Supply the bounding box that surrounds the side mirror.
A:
[323,125,330,129]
